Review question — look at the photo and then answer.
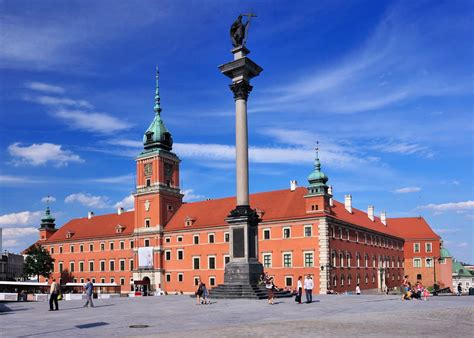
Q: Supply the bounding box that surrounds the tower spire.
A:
[154,66,162,115]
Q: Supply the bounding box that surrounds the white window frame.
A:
[144,218,151,228]
[100,260,106,272]
[282,252,293,268]
[177,249,184,260]
[425,258,434,268]
[304,251,314,267]
[165,237,171,243]
[89,260,94,272]
[165,273,171,282]
[208,233,215,244]
[209,276,216,287]
[119,259,126,271]
[120,277,125,286]
[208,255,216,270]
[165,250,172,261]
[413,258,422,268]
[109,260,115,271]
[120,241,125,250]
[263,253,272,268]
[177,273,183,282]
[414,243,420,253]
[425,242,432,253]
[304,225,312,237]
[224,255,230,267]
[282,227,291,239]
[224,232,230,242]
[193,234,199,245]
[192,256,200,270]
[285,275,293,287]
[177,236,183,242]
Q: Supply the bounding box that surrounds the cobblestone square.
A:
[1,295,473,337]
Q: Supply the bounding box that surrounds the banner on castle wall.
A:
[138,247,154,268]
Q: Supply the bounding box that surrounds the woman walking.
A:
[266,276,274,305]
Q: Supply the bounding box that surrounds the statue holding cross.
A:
[230,13,257,48]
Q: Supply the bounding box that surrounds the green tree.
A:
[23,244,55,282]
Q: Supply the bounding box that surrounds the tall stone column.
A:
[219,46,263,285]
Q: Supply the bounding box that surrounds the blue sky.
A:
[0,0,473,262]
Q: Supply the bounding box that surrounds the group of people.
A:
[195,281,210,305]
[48,278,94,311]
[401,275,430,301]
[295,275,314,304]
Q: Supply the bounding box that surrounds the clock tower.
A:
[133,68,183,291]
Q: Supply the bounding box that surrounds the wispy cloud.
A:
[372,141,434,158]
[65,193,110,209]
[0,175,39,184]
[434,228,461,234]
[25,82,65,94]
[89,174,134,184]
[0,211,42,227]
[417,201,474,213]
[113,194,134,210]
[8,142,83,167]
[25,95,93,109]
[41,196,56,203]
[393,187,422,194]
[182,189,205,202]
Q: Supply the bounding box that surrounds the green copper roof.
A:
[452,261,473,277]
[40,205,55,229]
[142,67,173,152]
[440,247,452,258]
[307,147,328,187]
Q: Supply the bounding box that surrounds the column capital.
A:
[230,81,253,101]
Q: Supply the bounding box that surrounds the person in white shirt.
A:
[296,276,303,304]
[304,275,314,303]
[356,284,361,295]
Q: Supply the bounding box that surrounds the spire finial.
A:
[314,141,321,170]
[315,141,319,160]
[154,66,162,114]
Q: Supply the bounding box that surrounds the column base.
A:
[224,260,264,285]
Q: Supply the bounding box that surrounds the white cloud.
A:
[0,211,42,227]
[65,193,110,209]
[2,227,38,237]
[8,142,83,167]
[27,95,92,109]
[372,141,434,158]
[107,139,142,148]
[41,196,56,203]
[433,228,460,234]
[418,201,474,213]
[393,187,422,194]
[0,175,37,184]
[25,82,65,94]
[182,189,205,202]
[113,194,134,210]
[54,109,130,134]
[89,174,134,184]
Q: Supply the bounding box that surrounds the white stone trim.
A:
[318,217,329,294]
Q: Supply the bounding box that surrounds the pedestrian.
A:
[304,275,314,303]
[356,283,361,295]
[457,283,462,296]
[195,281,203,305]
[295,276,303,304]
[265,276,274,305]
[401,275,409,300]
[83,278,94,308]
[201,283,209,305]
[49,278,59,311]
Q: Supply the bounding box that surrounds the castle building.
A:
[30,71,445,294]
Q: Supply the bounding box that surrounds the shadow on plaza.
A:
[0,301,29,315]
[59,303,115,311]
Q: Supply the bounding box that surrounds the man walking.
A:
[304,275,314,303]
[49,278,59,311]
[83,278,94,308]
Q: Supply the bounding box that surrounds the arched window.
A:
[339,252,344,267]
[357,274,360,284]
[356,253,360,267]
[365,254,368,267]
[372,273,376,283]
[333,275,337,287]
[372,255,376,268]
[332,251,336,267]
[365,274,369,284]
[347,274,352,286]
[346,252,351,267]
[341,274,345,286]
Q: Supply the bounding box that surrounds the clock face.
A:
[165,163,173,177]
[144,163,152,177]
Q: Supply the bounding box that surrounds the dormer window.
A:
[145,131,153,143]
[185,216,196,227]
[66,231,75,239]
[115,224,126,234]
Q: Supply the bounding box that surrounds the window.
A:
[194,277,200,286]
[356,232,359,243]
[165,237,171,243]
[120,260,125,271]
[165,250,171,261]
[365,254,369,268]
[70,262,75,272]
[346,229,350,241]
[59,246,63,254]
[110,278,115,284]
[356,253,360,267]
[425,243,432,253]
[413,258,422,268]
[208,256,216,270]
[100,261,105,272]
[263,229,271,240]
[425,258,434,268]
[224,255,230,266]
[177,236,183,242]
[364,234,367,244]
[304,225,312,237]
[110,242,114,250]
[311,204,318,211]
[145,219,150,228]
[365,274,368,284]
[341,275,345,286]
[357,274,360,284]
[209,277,216,286]
[101,278,106,284]
[120,278,125,286]
[304,252,314,267]
[372,274,376,283]
[348,274,352,286]
[193,235,199,245]
[130,241,134,249]
[339,252,344,267]
[70,245,74,253]
[80,278,84,284]
[120,241,125,250]
[346,253,351,267]
[224,232,230,242]
[283,253,292,267]
[332,251,336,267]
[283,227,291,239]
[417,273,422,280]
[59,262,63,272]
[80,245,84,253]
[146,178,151,187]
[331,227,336,238]
[263,254,272,268]
[333,275,337,287]
[89,243,94,251]
[193,257,200,269]
[89,261,94,272]
[109,260,115,271]
[208,233,215,244]
[339,227,343,239]
[166,273,171,282]
[178,273,183,282]
[144,239,150,247]
[414,243,420,253]
[100,243,105,251]
[177,249,184,260]
[50,247,54,254]
[285,276,293,287]
[130,259,134,271]
[79,261,84,272]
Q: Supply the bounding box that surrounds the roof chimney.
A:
[381,211,387,226]
[328,185,334,207]
[117,207,124,215]
[368,205,374,221]
[88,211,94,219]
[344,195,352,213]
[290,180,297,191]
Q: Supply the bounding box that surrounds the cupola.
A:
[39,201,57,241]
[142,67,173,152]
[305,145,332,214]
